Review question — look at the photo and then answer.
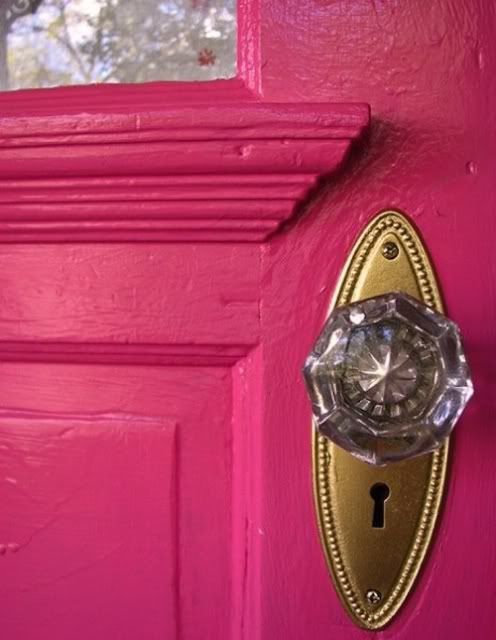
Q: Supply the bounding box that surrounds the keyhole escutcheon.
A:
[370,483,390,529]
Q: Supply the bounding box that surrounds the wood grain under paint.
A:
[0,244,261,347]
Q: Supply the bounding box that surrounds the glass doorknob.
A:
[303,292,473,465]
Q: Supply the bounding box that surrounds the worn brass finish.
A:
[313,210,448,629]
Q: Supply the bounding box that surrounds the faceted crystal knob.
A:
[303,292,473,465]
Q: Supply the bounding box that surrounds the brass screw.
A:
[382,241,399,260]
[366,589,382,605]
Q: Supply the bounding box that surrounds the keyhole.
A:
[370,483,390,529]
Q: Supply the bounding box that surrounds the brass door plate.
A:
[313,210,448,629]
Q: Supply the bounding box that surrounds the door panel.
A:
[0,363,234,640]
[0,413,177,640]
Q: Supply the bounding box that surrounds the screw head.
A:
[366,589,382,605]
[382,241,399,260]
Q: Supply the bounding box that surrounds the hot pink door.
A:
[0,2,494,639]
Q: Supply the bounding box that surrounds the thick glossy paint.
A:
[0,99,366,639]
[0,104,367,242]
[257,1,496,639]
[0,1,494,640]
[0,412,177,640]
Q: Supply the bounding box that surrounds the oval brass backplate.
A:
[313,210,448,629]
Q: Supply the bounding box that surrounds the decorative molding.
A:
[0,103,369,243]
[0,341,250,366]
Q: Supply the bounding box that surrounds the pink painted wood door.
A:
[1,2,495,640]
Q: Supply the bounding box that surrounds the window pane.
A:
[0,0,236,90]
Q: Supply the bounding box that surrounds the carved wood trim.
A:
[0,103,369,243]
[0,341,251,366]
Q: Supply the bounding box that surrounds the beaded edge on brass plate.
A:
[313,211,448,629]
